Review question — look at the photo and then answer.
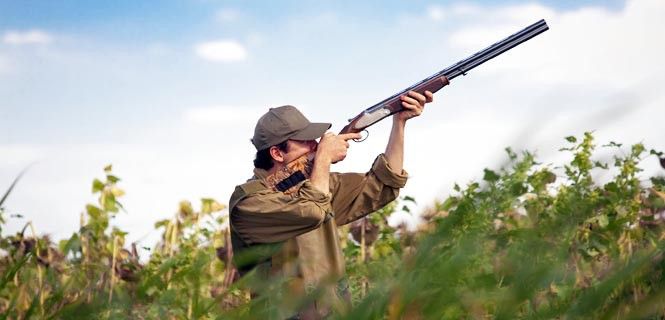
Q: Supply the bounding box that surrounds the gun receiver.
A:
[340,19,549,134]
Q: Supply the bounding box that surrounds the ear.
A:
[269,146,285,164]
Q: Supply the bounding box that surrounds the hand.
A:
[316,132,362,164]
[394,90,434,124]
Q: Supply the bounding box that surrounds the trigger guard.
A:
[353,130,369,142]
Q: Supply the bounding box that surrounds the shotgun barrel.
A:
[438,19,549,82]
[341,19,549,133]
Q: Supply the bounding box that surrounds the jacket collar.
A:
[252,167,269,180]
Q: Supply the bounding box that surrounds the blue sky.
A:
[0,0,626,144]
[0,1,625,25]
[1,0,663,247]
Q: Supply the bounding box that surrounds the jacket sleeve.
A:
[231,180,333,244]
[329,153,408,226]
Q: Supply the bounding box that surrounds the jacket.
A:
[229,153,408,318]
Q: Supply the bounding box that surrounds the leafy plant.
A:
[1,132,664,319]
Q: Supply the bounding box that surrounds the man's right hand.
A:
[316,132,362,164]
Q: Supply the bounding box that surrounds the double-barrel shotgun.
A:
[267,19,549,193]
[340,19,549,135]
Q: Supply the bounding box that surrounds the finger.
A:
[407,90,427,105]
[424,91,434,103]
[401,101,422,114]
[339,132,363,141]
[400,95,422,108]
[321,132,335,140]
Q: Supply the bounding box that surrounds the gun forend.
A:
[340,76,449,134]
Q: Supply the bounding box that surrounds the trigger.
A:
[353,130,369,142]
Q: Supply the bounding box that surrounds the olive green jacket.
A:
[229,153,408,318]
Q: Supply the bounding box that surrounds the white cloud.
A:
[447,3,557,50]
[427,5,445,21]
[216,8,240,23]
[3,30,53,45]
[184,106,260,127]
[445,0,665,91]
[0,145,43,168]
[451,3,482,16]
[195,40,247,62]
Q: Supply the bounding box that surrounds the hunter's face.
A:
[283,139,318,163]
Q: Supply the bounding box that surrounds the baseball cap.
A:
[251,105,331,151]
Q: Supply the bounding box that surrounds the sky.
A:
[1,0,663,250]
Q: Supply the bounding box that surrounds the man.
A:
[229,90,434,319]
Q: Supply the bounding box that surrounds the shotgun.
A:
[340,19,549,135]
[268,19,549,193]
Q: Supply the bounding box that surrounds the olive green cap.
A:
[251,105,331,151]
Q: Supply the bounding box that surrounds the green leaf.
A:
[201,198,214,214]
[565,136,577,143]
[402,196,416,203]
[597,214,609,228]
[0,253,30,291]
[103,193,119,212]
[585,248,599,257]
[631,143,645,158]
[1,167,28,207]
[59,233,81,255]
[154,219,170,229]
[440,197,458,211]
[505,147,517,160]
[593,161,608,169]
[106,175,120,183]
[603,141,622,148]
[112,228,128,237]
[104,164,113,172]
[483,169,500,182]
[86,204,102,219]
[509,182,527,196]
[92,179,104,193]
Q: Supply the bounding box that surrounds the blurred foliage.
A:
[0,165,235,319]
[1,132,665,319]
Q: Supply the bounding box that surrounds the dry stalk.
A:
[188,294,193,319]
[166,219,179,289]
[27,221,45,316]
[109,235,119,303]
[222,227,236,290]
[360,219,368,298]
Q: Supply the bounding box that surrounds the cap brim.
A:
[290,122,331,141]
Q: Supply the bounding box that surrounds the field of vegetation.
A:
[1,132,665,319]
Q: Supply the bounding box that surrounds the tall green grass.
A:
[1,133,664,319]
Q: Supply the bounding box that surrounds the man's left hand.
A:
[394,90,434,123]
